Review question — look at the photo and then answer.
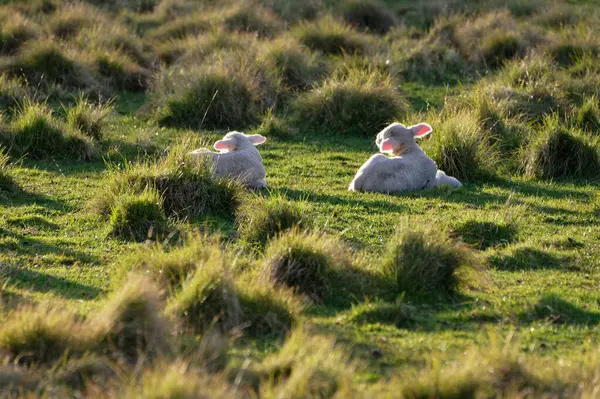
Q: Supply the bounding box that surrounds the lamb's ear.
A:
[409,123,433,138]
[214,139,236,151]
[247,134,267,146]
[380,139,394,153]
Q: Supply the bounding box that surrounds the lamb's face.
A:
[214,132,266,152]
[376,122,433,156]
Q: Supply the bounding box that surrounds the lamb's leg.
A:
[435,170,462,188]
[249,179,267,189]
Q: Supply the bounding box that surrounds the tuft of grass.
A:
[7,100,95,160]
[293,15,370,56]
[381,222,480,298]
[166,251,242,334]
[425,110,499,181]
[0,12,40,55]
[522,115,600,179]
[454,11,540,69]
[338,0,397,34]
[127,234,224,290]
[152,53,280,130]
[2,40,102,96]
[94,139,242,220]
[237,194,308,248]
[236,281,302,337]
[92,274,170,361]
[220,2,284,38]
[0,306,90,364]
[0,146,17,194]
[292,68,406,136]
[47,3,104,38]
[259,327,357,398]
[95,49,150,92]
[575,97,600,133]
[0,75,28,111]
[259,38,325,91]
[126,362,234,399]
[65,94,113,140]
[109,187,169,242]
[260,229,354,302]
[259,0,323,22]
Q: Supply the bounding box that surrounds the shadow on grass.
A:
[0,266,102,300]
[452,220,518,250]
[0,187,74,212]
[488,247,577,271]
[0,227,99,266]
[519,295,600,325]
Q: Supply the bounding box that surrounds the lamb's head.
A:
[375,122,433,156]
[213,131,266,153]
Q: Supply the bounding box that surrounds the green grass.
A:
[2,0,600,397]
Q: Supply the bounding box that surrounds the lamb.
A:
[188,131,268,188]
[348,122,462,194]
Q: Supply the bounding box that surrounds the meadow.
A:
[1,0,600,397]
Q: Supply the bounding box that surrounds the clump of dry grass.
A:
[6,100,95,160]
[293,15,371,56]
[292,68,406,136]
[65,94,113,140]
[93,139,243,220]
[337,0,397,34]
[151,51,281,130]
[0,306,91,365]
[237,194,309,248]
[522,114,600,179]
[260,229,356,302]
[92,274,171,361]
[381,222,481,298]
[0,11,41,55]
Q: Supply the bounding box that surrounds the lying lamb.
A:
[348,122,462,194]
[188,131,268,188]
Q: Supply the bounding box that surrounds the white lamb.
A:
[348,122,462,194]
[188,131,268,188]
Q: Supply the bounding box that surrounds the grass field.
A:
[1,0,600,397]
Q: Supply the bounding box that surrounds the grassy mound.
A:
[292,68,406,136]
[259,38,325,90]
[454,10,540,69]
[0,307,90,365]
[382,223,480,297]
[94,140,242,219]
[92,274,170,361]
[293,15,370,55]
[237,194,308,248]
[0,75,28,111]
[0,146,17,194]
[220,3,284,37]
[424,110,499,180]
[0,12,40,55]
[6,101,95,160]
[259,0,323,22]
[166,253,242,334]
[109,187,169,242]
[260,229,354,302]
[575,97,600,133]
[65,95,113,140]
[95,50,150,92]
[259,328,356,397]
[522,115,600,179]
[338,0,397,34]
[152,54,280,130]
[3,41,102,96]
[236,281,302,337]
[128,235,224,289]
[47,3,105,38]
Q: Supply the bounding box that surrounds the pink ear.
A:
[380,139,394,153]
[410,123,433,138]
[214,139,235,151]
